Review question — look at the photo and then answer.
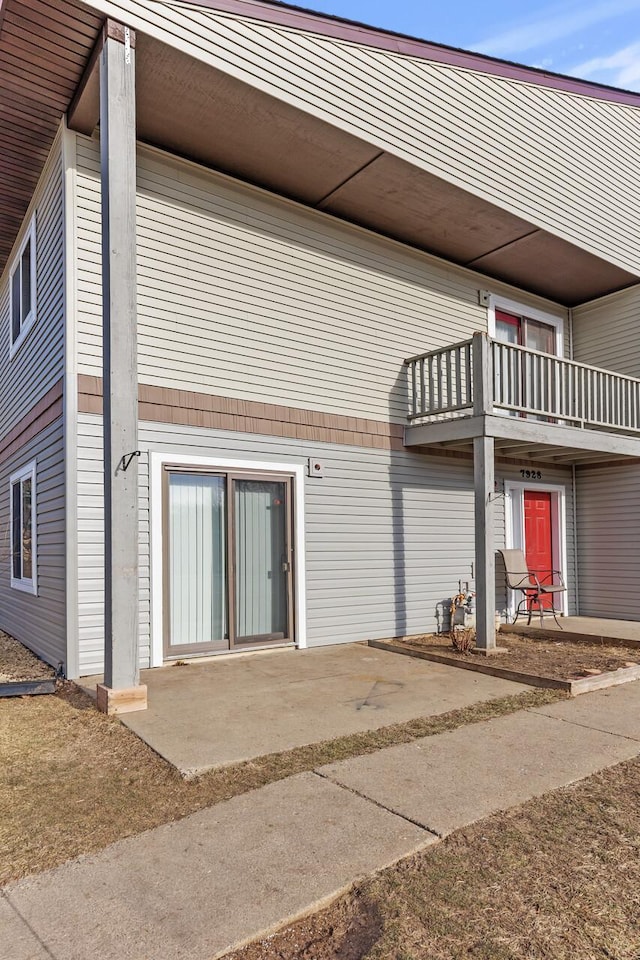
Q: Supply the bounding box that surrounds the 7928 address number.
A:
[520,469,542,480]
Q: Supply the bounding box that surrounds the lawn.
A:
[230,755,640,960]
[2,660,639,959]
[0,680,561,886]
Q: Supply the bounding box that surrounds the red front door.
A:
[524,490,553,609]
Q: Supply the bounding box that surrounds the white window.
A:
[9,216,37,356]
[488,295,564,358]
[10,460,37,595]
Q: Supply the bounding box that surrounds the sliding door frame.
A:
[162,466,295,658]
[149,453,307,667]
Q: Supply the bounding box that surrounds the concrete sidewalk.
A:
[2,684,639,960]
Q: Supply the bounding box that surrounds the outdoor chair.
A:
[499,548,566,629]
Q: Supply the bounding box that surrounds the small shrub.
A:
[451,626,476,654]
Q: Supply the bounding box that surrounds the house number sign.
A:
[520,469,542,479]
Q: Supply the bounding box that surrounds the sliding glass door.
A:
[165,469,294,656]
[234,479,290,645]
[167,473,228,653]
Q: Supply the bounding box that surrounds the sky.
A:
[299,0,640,91]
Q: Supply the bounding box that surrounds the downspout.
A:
[568,308,580,615]
[568,306,574,360]
[572,464,579,616]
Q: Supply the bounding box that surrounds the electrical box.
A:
[478,289,491,307]
[307,457,324,478]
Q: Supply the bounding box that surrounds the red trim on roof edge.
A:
[173,0,640,107]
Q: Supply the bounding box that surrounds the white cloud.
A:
[570,41,640,87]
[473,0,640,57]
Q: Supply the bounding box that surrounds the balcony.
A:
[404,332,640,464]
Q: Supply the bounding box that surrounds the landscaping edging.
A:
[501,623,640,650]
[0,679,57,698]
[368,638,640,696]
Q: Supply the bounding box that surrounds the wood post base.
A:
[472,646,509,657]
[96,683,148,715]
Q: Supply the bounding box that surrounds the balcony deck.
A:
[404,333,640,464]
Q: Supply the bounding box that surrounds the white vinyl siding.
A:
[572,286,640,378]
[76,416,150,677]
[76,412,576,676]
[0,417,66,669]
[572,290,640,622]
[0,135,65,435]
[86,1,640,276]
[75,135,566,425]
[576,463,640,621]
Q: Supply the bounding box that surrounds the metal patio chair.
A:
[499,548,566,629]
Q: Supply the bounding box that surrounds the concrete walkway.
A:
[2,684,639,960]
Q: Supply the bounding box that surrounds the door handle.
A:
[282,560,291,573]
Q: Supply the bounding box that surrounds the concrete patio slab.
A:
[317,707,639,837]
[2,773,431,960]
[81,643,529,776]
[531,682,640,741]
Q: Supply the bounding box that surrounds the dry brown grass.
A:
[231,756,640,960]
[0,682,562,885]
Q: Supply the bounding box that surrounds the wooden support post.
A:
[97,21,146,713]
[474,435,496,652]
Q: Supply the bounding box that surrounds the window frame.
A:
[9,459,37,595]
[487,295,564,358]
[9,215,37,359]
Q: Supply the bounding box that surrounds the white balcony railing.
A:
[406,332,640,435]
[406,338,474,419]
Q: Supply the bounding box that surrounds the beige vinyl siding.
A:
[0,417,66,668]
[75,135,566,424]
[572,286,640,378]
[76,412,577,675]
[91,2,640,275]
[576,463,640,621]
[0,135,65,436]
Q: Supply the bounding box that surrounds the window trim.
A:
[9,215,37,359]
[10,459,37,595]
[487,295,564,358]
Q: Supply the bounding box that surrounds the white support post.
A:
[472,331,493,417]
[474,435,496,651]
[471,333,497,652]
[97,21,146,714]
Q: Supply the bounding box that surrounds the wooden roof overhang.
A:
[1,0,639,306]
[0,0,103,270]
